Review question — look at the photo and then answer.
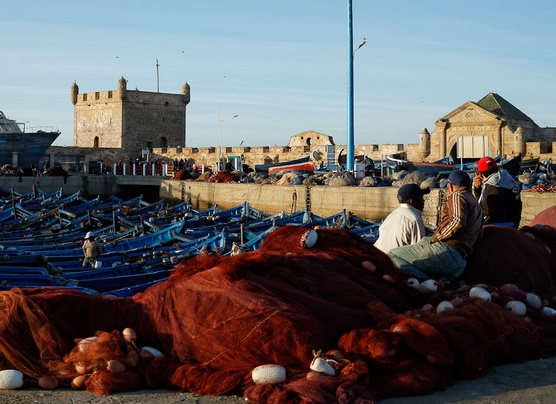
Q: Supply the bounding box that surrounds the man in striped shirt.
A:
[387,170,483,287]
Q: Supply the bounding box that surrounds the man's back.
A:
[374,204,426,253]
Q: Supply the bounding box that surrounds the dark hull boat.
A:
[254,156,311,173]
[0,111,60,167]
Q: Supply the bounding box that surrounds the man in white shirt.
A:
[373,183,429,253]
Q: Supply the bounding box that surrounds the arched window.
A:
[306,137,312,146]
[94,136,100,148]
[160,137,168,148]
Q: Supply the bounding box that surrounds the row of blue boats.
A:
[0,186,380,297]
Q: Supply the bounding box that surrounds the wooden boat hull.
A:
[254,156,311,173]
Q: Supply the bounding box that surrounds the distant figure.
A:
[225,161,233,172]
[473,156,522,227]
[364,156,374,177]
[82,231,101,268]
[374,184,429,253]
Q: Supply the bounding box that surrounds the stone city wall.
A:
[149,143,422,169]
[0,175,551,228]
[160,181,552,229]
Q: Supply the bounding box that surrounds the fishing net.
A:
[464,225,556,293]
[530,205,556,228]
[170,168,193,180]
[1,225,556,402]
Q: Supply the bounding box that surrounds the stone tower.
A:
[418,128,430,160]
[513,126,526,156]
[71,77,191,157]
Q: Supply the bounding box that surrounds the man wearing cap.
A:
[82,231,101,268]
[374,183,429,253]
[387,170,483,286]
[473,156,522,227]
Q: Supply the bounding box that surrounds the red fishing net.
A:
[1,224,556,402]
[530,205,556,228]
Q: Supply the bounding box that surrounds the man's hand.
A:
[473,172,483,189]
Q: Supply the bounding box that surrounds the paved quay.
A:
[2,356,556,403]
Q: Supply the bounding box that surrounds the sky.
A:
[2,0,556,149]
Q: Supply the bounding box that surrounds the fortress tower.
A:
[71,77,190,157]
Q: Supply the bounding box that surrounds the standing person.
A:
[374,184,430,253]
[472,156,522,227]
[387,170,483,286]
[82,232,101,268]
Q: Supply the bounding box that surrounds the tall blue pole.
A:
[347,0,355,172]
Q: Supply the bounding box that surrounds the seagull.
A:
[355,38,366,52]
[232,115,239,119]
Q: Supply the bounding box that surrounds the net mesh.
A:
[0,223,555,402]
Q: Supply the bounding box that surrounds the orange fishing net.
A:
[0,225,556,402]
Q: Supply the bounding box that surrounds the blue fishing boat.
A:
[0,186,387,296]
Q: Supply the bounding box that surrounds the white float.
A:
[505,300,527,316]
[252,364,287,384]
[469,287,491,301]
[436,301,454,313]
[0,369,24,390]
[524,293,542,310]
[310,357,336,376]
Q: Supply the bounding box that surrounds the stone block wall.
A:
[150,142,423,168]
[160,181,444,229]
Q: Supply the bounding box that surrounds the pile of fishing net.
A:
[208,171,239,183]
[1,223,556,401]
[170,168,193,180]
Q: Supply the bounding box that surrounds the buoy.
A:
[469,287,491,301]
[141,346,164,358]
[0,369,24,390]
[525,293,542,310]
[310,357,336,376]
[300,229,318,248]
[505,300,527,316]
[252,364,287,384]
[420,279,440,292]
[78,336,99,352]
[436,301,454,313]
[38,375,59,389]
[542,306,556,316]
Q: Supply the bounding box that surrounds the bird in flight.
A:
[355,38,366,52]
[232,115,239,119]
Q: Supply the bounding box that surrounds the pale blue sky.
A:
[2,1,555,148]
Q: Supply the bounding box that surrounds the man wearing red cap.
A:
[473,156,522,227]
[387,170,483,286]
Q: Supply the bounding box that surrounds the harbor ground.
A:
[2,355,556,403]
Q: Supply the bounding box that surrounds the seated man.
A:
[374,183,429,253]
[387,170,483,285]
[472,156,522,227]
